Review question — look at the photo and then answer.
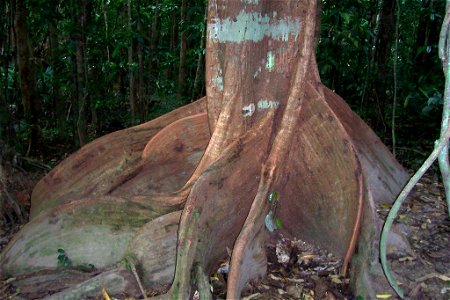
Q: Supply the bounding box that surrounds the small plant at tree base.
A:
[57,248,95,271]
[57,248,72,268]
[265,191,283,232]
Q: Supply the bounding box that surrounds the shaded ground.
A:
[377,170,450,300]
[0,159,449,299]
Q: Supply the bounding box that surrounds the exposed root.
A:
[194,263,213,300]
[227,180,269,298]
[226,1,318,297]
[126,258,148,299]
[341,158,364,277]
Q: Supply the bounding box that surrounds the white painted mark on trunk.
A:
[258,99,280,110]
[266,51,275,72]
[211,66,224,91]
[208,10,301,43]
[242,0,259,4]
[242,103,255,117]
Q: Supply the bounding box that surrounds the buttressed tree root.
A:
[0,1,409,299]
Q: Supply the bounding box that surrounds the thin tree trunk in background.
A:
[166,6,178,82]
[99,0,109,133]
[360,0,381,114]
[15,0,41,154]
[90,94,98,133]
[136,0,145,122]
[84,2,95,135]
[0,1,9,141]
[415,0,440,73]
[177,0,187,99]
[373,0,396,133]
[147,0,159,115]
[127,0,137,124]
[49,20,66,140]
[75,0,88,146]
[392,0,400,157]
[102,0,110,63]
[191,6,207,102]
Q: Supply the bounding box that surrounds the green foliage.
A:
[57,248,72,269]
[57,248,96,271]
[2,0,207,158]
[274,216,283,230]
[265,191,282,232]
[318,0,445,167]
[1,0,444,168]
[268,191,280,203]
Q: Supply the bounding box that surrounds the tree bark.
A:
[127,0,137,124]
[74,0,89,146]
[0,1,9,142]
[415,0,443,74]
[136,0,145,123]
[15,0,41,153]
[102,0,110,63]
[0,1,409,299]
[147,0,159,114]
[372,0,397,132]
[191,6,207,102]
[166,5,179,82]
[177,0,188,99]
[49,19,66,140]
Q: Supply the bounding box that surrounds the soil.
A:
[0,160,449,300]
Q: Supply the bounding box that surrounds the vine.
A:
[380,3,450,297]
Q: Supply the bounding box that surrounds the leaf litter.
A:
[1,166,449,299]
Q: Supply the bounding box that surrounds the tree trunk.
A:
[147,0,159,114]
[74,0,89,146]
[166,5,178,82]
[127,0,137,124]
[0,1,409,299]
[102,0,110,63]
[49,20,66,140]
[414,0,443,76]
[0,1,9,142]
[136,0,145,123]
[191,6,207,102]
[372,0,396,132]
[177,0,188,99]
[15,0,41,154]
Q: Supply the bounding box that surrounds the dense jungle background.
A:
[0,0,445,166]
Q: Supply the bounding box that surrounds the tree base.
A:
[0,85,408,299]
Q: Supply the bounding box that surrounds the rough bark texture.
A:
[177,0,188,99]
[15,0,41,152]
[127,0,138,123]
[0,1,408,299]
[74,0,89,146]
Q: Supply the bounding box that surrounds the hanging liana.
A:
[380,2,450,298]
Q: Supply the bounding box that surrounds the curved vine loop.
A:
[380,3,450,298]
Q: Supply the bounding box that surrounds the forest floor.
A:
[0,159,449,300]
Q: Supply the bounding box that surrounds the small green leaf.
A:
[57,252,72,268]
[57,248,65,254]
[274,217,283,230]
[268,191,280,203]
[77,263,96,272]
[192,210,201,218]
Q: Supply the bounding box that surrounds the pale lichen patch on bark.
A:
[208,10,301,43]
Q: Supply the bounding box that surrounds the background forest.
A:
[0,0,446,169]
